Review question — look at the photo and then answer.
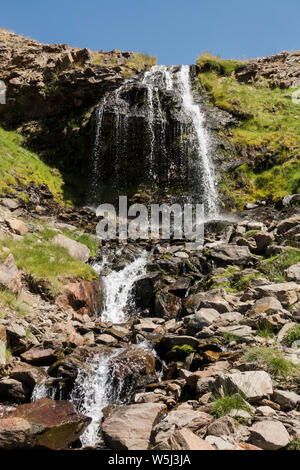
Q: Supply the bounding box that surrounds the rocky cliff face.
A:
[0,29,156,203]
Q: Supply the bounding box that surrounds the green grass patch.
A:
[0,235,97,296]
[210,393,252,418]
[171,344,195,354]
[261,248,300,282]
[0,127,69,205]
[243,346,300,377]
[0,287,32,317]
[196,54,300,207]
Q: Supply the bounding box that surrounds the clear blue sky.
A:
[2,0,300,65]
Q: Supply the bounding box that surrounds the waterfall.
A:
[176,65,218,216]
[93,252,147,324]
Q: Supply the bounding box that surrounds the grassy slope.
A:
[0,126,70,204]
[197,53,300,208]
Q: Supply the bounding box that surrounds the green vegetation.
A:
[171,344,195,354]
[233,273,262,292]
[257,323,275,339]
[0,127,69,204]
[0,234,97,296]
[261,248,300,282]
[5,347,12,363]
[221,331,243,343]
[196,53,300,208]
[281,325,300,347]
[210,393,252,418]
[91,50,156,73]
[243,346,300,377]
[287,439,300,451]
[0,287,32,317]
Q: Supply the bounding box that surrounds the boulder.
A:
[168,277,191,298]
[153,409,211,445]
[249,421,290,450]
[272,390,300,410]
[209,244,251,266]
[167,428,214,450]
[285,262,300,282]
[255,283,300,306]
[132,272,161,310]
[222,371,273,400]
[206,416,235,437]
[111,347,156,388]
[184,309,221,330]
[52,234,90,262]
[53,322,84,347]
[252,231,274,254]
[102,403,166,450]
[0,378,27,403]
[0,254,22,294]
[21,346,59,366]
[277,215,300,235]
[6,218,27,236]
[154,290,182,319]
[9,362,47,394]
[248,297,282,316]
[184,292,231,314]
[56,278,105,317]
[0,398,91,449]
[159,334,199,351]
[0,341,6,366]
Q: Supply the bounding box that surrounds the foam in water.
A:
[70,351,121,448]
[93,252,147,324]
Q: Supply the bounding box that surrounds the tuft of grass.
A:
[287,439,300,451]
[0,287,31,317]
[221,331,242,343]
[257,323,275,339]
[5,347,12,363]
[261,248,300,282]
[210,393,252,418]
[0,127,69,205]
[281,325,300,347]
[0,235,97,296]
[243,346,300,377]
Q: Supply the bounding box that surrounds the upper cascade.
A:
[89,65,219,217]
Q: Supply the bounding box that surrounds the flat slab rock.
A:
[102,403,167,450]
[223,371,273,399]
[0,398,91,450]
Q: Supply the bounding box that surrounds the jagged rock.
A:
[277,215,300,235]
[96,334,118,345]
[6,218,27,236]
[167,428,214,450]
[277,322,297,343]
[153,409,211,446]
[0,254,22,294]
[254,283,300,306]
[248,297,283,316]
[111,347,156,386]
[219,325,253,338]
[206,416,236,437]
[52,234,90,262]
[56,278,105,317]
[249,421,290,450]
[168,277,191,298]
[222,371,273,399]
[184,309,221,330]
[0,378,27,403]
[9,362,47,394]
[272,390,300,410]
[184,292,231,314]
[0,198,19,210]
[154,290,182,319]
[285,262,300,282]
[209,244,251,266]
[0,398,91,449]
[21,346,59,366]
[205,435,236,450]
[53,322,84,347]
[102,403,166,450]
[132,272,161,310]
[252,231,274,253]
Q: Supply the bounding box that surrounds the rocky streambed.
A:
[0,196,299,451]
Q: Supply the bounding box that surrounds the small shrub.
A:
[281,325,300,347]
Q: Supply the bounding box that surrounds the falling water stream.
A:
[33,64,220,449]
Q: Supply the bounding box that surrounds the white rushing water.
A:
[93,251,147,324]
[176,65,218,216]
[70,351,121,448]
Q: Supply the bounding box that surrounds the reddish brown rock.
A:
[21,346,60,366]
[0,398,91,450]
[56,278,105,317]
